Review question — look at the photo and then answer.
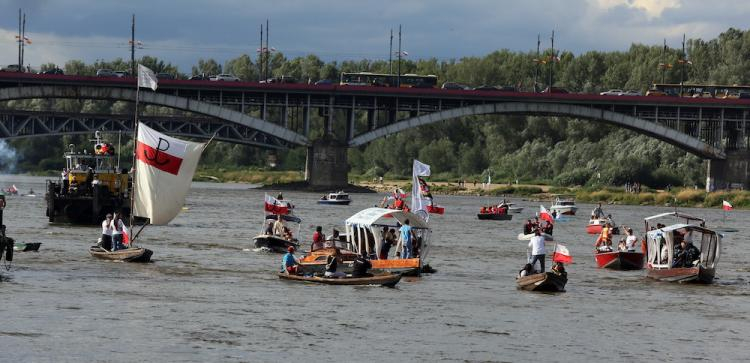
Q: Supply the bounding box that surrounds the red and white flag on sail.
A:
[552,244,573,264]
[723,200,733,211]
[133,124,205,225]
[264,194,291,215]
[539,205,554,224]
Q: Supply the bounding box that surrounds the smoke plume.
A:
[0,140,17,173]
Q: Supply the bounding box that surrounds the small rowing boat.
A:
[594,251,644,270]
[278,272,402,287]
[477,212,512,220]
[88,246,153,262]
[516,271,567,292]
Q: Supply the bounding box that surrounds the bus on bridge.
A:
[340,72,438,88]
[649,83,750,99]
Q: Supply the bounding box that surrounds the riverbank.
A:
[192,170,749,209]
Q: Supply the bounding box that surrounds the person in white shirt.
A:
[110,213,127,251]
[528,230,546,272]
[273,215,285,237]
[624,228,638,252]
[100,213,114,250]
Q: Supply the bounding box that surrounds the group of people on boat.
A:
[480,204,508,215]
[264,215,294,241]
[660,230,701,267]
[591,203,616,225]
[523,217,553,235]
[281,245,373,278]
[595,225,639,253]
[518,229,566,278]
[99,212,128,251]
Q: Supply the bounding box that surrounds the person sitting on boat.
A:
[400,219,415,259]
[320,195,328,201]
[110,212,128,251]
[591,203,604,219]
[542,221,553,235]
[282,226,293,241]
[324,249,346,278]
[351,253,373,278]
[311,226,325,250]
[551,261,566,276]
[393,198,405,210]
[273,215,285,236]
[480,206,487,214]
[517,263,534,278]
[528,229,546,273]
[617,238,627,252]
[380,227,396,259]
[497,204,508,215]
[523,220,534,235]
[624,228,638,252]
[100,213,114,251]
[281,246,300,274]
[265,221,274,236]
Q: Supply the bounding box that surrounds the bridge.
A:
[1,72,749,190]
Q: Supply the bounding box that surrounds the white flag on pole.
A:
[411,159,431,214]
[137,64,158,91]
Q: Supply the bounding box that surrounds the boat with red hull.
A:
[586,219,620,235]
[594,251,644,270]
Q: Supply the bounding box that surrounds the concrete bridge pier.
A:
[706,151,750,191]
[305,137,349,189]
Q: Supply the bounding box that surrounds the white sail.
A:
[411,159,431,214]
[133,124,204,225]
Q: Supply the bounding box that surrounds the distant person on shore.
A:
[528,230,546,273]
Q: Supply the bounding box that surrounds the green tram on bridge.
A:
[648,83,750,98]
[340,72,438,88]
[45,132,132,225]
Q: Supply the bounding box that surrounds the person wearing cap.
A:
[100,213,114,251]
[281,246,300,274]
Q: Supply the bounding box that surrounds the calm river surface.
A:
[1,175,749,362]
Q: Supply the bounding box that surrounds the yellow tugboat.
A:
[45,132,131,225]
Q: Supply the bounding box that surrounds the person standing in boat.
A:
[273,215,285,236]
[592,203,604,219]
[282,246,300,274]
[312,226,325,250]
[380,227,396,259]
[624,227,638,252]
[100,213,114,251]
[528,229,546,273]
[110,213,128,251]
[399,219,415,259]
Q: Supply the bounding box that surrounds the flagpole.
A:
[129,64,141,239]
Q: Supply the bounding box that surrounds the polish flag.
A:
[133,124,205,225]
[722,200,733,211]
[552,244,573,264]
[264,194,290,215]
[539,205,554,224]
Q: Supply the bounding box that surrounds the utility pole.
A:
[131,14,135,76]
[680,33,686,97]
[265,19,270,80]
[17,9,22,72]
[548,30,555,90]
[534,34,540,92]
[661,38,666,84]
[21,12,26,71]
[259,24,264,81]
[397,24,402,87]
[389,28,393,74]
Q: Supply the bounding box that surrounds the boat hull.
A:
[13,242,42,252]
[594,251,644,270]
[317,200,351,205]
[278,272,402,287]
[477,213,513,220]
[517,232,553,241]
[647,266,715,283]
[253,234,299,253]
[88,246,152,262]
[300,257,422,276]
[551,206,577,216]
[516,272,567,292]
[586,223,620,235]
[508,207,524,214]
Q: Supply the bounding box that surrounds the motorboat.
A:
[318,191,351,205]
[550,195,577,216]
[278,272,401,287]
[506,203,524,214]
[253,214,301,253]
[299,207,431,276]
[644,212,720,283]
[594,250,644,270]
[586,218,620,235]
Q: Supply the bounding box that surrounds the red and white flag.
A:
[539,205,554,224]
[723,200,733,211]
[133,124,205,225]
[264,194,291,215]
[552,244,573,264]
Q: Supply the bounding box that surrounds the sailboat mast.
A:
[129,66,140,230]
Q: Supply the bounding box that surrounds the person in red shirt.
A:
[311,226,325,250]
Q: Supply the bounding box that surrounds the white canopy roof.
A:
[647,223,716,236]
[644,212,704,223]
[345,208,429,229]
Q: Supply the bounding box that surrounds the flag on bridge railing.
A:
[137,64,158,91]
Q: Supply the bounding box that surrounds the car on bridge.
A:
[600,89,623,96]
[621,90,642,96]
[96,69,116,77]
[114,71,129,78]
[40,68,64,75]
[473,85,501,91]
[1,64,22,72]
[156,72,175,80]
[210,74,240,82]
[441,82,470,90]
[189,73,211,81]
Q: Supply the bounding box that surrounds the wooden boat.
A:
[278,272,402,287]
[477,212,512,220]
[644,212,720,284]
[586,219,620,235]
[516,272,567,292]
[594,251,644,270]
[88,246,153,262]
[318,191,351,205]
[253,214,301,253]
[13,242,42,252]
[550,195,577,216]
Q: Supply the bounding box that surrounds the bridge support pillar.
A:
[706,150,750,191]
[305,137,349,189]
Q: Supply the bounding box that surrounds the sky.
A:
[1,0,749,72]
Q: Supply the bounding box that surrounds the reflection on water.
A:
[1,175,749,362]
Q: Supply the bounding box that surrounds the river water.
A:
[0,175,748,362]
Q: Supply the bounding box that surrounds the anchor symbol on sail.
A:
[143,137,171,166]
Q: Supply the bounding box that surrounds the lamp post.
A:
[677,34,692,96]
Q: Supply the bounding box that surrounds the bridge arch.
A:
[349,102,725,159]
[0,86,309,146]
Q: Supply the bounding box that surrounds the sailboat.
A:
[89,65,206,262]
